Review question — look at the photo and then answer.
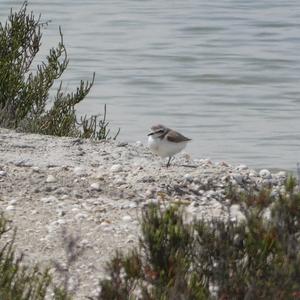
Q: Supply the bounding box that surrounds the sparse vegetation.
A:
[96,177,300,300]
[0,1,118,140]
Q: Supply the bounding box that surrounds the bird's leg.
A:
[166,156,172,167]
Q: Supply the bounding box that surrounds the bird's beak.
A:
[147,132,154,136]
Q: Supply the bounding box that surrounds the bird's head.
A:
[147,124,168,139]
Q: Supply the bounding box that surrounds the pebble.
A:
[73,191,83,198]
[229,204,246,222]
[206,190,220,199]
[75,213,88,220]
[57,209,66,217]
[93,172,105,180]
[71,207,80,213]
[0,170,7,176]
[31,166,40,173]
[126,234,136,243]
[262,179,272,187]
[184,174,193,182]
[144,199,159,206]
[276,171,286,178]
[40,195,58,203]
[80,239,91,247]
[259,169,272,179]
[128,202,137,209]
[55,187,69,195]
[56,219,66,225]
[117,142,128,147]
[44,186,56,192]
[15,159,32,167]
[73,166,87,176]
[217,161,229,167]
[249,171,257,178]
[221,175,230,182]
[110,164,123,173]
[132,220,139,226]
[100,221,110,227]
[6,205,15,211]
[101,226,112,233]
[46,175,57,183]
[114,176,126,186]
[47,219,66,232]
[121,152,134,161]
[122,215,132,222]
[232,174,243,185]
[236,164,248,171]
[191,201,199,207]
[139,176,155,183]
[144,189,154,198]
[199,159,212,165]
[90,182,101,191]
[9,199,18,205]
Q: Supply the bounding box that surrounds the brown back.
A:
[166,130,191,143]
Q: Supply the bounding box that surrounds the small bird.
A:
[147,124,191,167]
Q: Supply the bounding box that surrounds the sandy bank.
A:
[0,128,287,299]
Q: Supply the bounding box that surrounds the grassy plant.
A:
[0,1,118,140]
[98,250,143,300]
[0,214,71,300]
[96,204,208,300]
[76,104,120,140]
[96,178,300,300]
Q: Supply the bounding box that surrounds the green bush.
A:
[0,1,118,140]
[98,205,207,300]
[96,177,300,300]
[0,214,71,300]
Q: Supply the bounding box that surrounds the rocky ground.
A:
[0,128,288,299]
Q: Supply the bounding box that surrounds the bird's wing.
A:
[166,131,191,143]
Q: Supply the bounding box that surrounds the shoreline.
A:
[0,128,289,299]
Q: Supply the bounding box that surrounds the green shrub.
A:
[96,178,300,300]
[96,204,208,300]
[0,214,71,300]
[0,1,118,140]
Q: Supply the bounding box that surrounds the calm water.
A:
[1,1,300,170]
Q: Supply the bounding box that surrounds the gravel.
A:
[0,128,288,299]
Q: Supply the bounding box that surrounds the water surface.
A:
[1,0,300,170]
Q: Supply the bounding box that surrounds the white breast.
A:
[148,136,188,158]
